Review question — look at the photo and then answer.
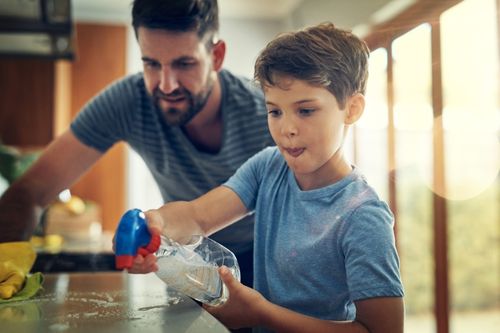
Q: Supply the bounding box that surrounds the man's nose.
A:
[159,67,179,94]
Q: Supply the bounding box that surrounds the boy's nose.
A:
[281,116,298,137]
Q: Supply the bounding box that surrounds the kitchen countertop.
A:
[0,271,230,333]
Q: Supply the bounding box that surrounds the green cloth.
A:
[0,273,44,303]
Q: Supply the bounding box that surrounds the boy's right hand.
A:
[128,252,158,274]
[126,209,163,273]
[113,208,163,274]
[143,209,165,235]
[126,210,163,274]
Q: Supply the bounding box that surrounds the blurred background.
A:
[0,1,498,332]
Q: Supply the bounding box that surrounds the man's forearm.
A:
[0,130,105,243]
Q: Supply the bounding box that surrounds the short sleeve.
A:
[341,201,404,301]
[70,76,139,152]
[223,147,275,211]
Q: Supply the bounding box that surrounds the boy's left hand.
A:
[203,266,266,330]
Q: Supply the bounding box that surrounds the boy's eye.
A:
[267,109,281,117]
[299,108,315,116]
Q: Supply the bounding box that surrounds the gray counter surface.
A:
[0,271,229,333]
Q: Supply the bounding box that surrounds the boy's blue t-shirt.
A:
[224,146,404,321]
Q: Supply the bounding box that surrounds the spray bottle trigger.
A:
[137,233,161,257]
[137,247,150,257]
[145,233,161,252]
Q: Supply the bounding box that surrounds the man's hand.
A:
[0,242,36,299]
[0,188,42,242]
[203,266,266,330]
[0,130,104,243]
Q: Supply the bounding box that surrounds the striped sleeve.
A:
[70,75,139,152]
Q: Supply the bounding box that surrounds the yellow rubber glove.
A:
[0,242,36,299]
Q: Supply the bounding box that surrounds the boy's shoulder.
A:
[336,170,392,217]
[261,146,283,161]
[336,170,394,231]
[249,146,282,166]
[241,146,285,181]
[343,169,381,201]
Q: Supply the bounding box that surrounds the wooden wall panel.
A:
[69,23,127,232]
[0,59,55,146]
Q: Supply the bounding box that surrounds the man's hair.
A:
[254,22,370,108]
[132,0,219,43]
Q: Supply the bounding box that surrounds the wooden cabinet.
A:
[0,23,128,231]
[0,59,56,146]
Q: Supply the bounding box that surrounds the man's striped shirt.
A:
[71,69,274,254]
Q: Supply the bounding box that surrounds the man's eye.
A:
[175,61,196,69]
[144,62,160,70]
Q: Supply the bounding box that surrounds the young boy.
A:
[130,23,404,332]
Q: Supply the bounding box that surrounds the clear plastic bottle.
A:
[154,235,241,306]
[114,209,240,306]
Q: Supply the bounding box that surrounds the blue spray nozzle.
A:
[115,208,160,269]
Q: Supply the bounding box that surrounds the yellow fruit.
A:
[65,196,86,215]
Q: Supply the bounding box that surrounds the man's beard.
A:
[153,78,214,126]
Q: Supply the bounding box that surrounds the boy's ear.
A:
[345,93,365,125]
[212,40,226,71]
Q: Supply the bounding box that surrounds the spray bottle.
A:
[114,209,240,306]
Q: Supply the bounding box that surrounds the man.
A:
[0,0,273,288]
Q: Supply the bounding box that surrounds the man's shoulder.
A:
[89,72,147,108]
[220,69,264,99]
[106,72,145,92]
[219,69,266,119]
[78,72,148,122]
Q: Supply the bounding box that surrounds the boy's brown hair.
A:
[254,22,370,109]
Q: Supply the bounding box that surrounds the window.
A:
[357,47,389,200]
[441,1,499,332]
[360,0,499,332]
[392,23,435,332]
